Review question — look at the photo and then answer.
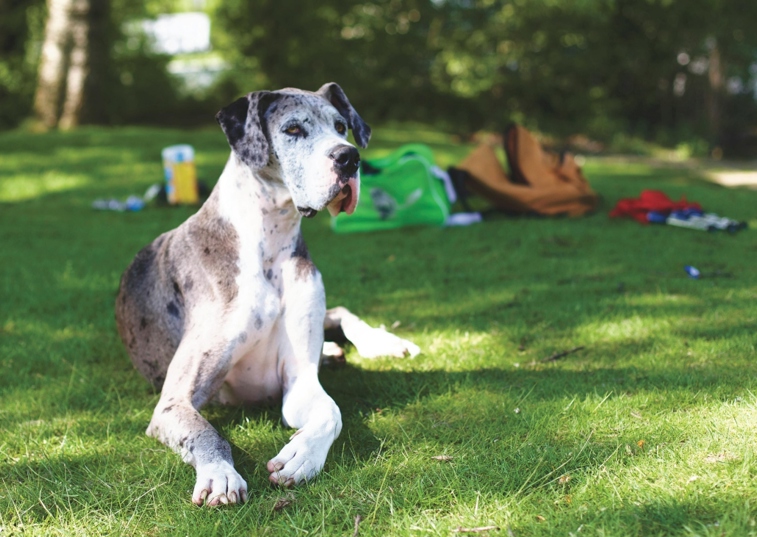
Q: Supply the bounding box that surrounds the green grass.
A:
[1,124,757,536]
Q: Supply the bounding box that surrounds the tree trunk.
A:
[33,0,109,129]
[80,0,111,125]
[706,39,724,147]
[58,0,90,130]
[34,0,73,129]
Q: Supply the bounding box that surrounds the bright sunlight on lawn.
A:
[1,125,757,536]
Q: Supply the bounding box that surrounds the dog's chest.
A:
[228,231,291,339]
[213,176,307,403]
[218,235,298,404]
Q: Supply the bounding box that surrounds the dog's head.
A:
[216,83,371,218]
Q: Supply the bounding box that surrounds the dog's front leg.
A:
[146,323,247,506]
[267,263,342,486]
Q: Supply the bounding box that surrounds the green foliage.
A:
[213,0,465,128]
[2,125,757,535]
[106,33,189,125]
[0,0,223,130]
[213,0,757,150]
[0,0,45,129]
[97,1,211,126]
[3,0,757,142]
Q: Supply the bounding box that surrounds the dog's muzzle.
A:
[296,146,361,219]
[330,145,360,178]
[324,145,360,217]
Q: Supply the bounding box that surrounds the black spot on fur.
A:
[254,315,263,330]
[291,233,317,280]
[140,317,148,329]
[162,405,174,414]
[265,269,273,281]
[166,301,180,317]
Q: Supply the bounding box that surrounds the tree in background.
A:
[0,0,45,129]
[33,0,110,129]
[3,0,756,154]
[213,0,460,127]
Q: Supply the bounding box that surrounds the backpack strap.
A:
[504,123,529,185]
[447,167,475,213]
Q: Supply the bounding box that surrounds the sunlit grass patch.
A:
[578,315,661,343]
[0,171,90,202]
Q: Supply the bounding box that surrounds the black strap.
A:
[447,167,475,213]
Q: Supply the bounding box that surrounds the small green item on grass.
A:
[331,144,450,233]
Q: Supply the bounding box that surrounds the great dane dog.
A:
[115,83,418,507]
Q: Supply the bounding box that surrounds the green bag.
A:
[331,144,450,233]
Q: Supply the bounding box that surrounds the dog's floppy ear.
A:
[316,82,371,148]
[216,91,275,169]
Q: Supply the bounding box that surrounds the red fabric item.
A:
[609,190,702,224]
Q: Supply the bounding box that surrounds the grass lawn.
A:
[1,124,757,537]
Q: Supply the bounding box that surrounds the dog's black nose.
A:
[329,145,360,177]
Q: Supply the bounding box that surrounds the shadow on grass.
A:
[2,324,754,531]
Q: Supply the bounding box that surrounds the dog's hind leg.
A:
[324,306,420,359]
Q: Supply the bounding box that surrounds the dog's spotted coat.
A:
[116,83,417,507]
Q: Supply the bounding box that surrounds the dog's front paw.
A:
[193,461,248,506]
[266,431,330,487]
[352,326,421,359]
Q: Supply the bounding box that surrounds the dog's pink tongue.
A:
[327,194,344,217]
[326,178,359,216]
[341,178,359,215]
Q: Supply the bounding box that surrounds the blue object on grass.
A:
[684,265,701,279]
[92,195,145,212]
[647,211,667,224]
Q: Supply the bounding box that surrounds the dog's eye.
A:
[285,125,302,135]
[335,122,347,135]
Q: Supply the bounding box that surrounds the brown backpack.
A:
[451,124,599,217]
